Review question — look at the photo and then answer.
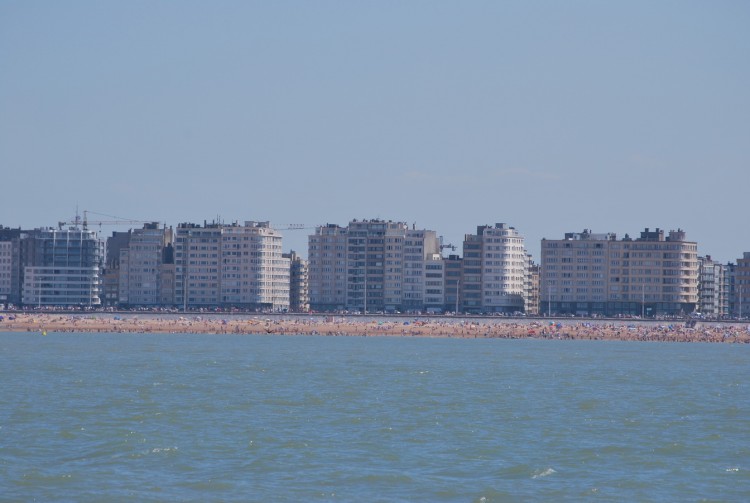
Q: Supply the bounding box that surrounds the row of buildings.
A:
[1,219,748,318]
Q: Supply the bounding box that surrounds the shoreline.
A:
[1,313,749,343]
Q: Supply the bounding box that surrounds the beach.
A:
[1,313,749,343]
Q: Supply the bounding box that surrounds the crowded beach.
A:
[1,313,749,343]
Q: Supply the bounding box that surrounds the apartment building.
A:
[461,223,528,314]
[461,233,482,312]
[308,224,348,311]
[402,228,441,311]
[308,219,443,312]
[0,226,22,306]
[734,252,750,318]
[526,261,540,315]
[284,250,309,312]
[423,253,445,312]
[118,223,173,307]
[698,255,728,318]
[443,254,463,313]
[21,227,104,307]
[175,221,289,311]
[174,223,221,308]
[541,228,699,316]
[101,231,132,307]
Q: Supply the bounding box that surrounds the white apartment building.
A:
[221,222,289,310]
[174,221,289,311]
[481,223,527,313]
[461,223,528,314]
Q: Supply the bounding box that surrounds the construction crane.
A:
[439,236,456,252]
[58,210,155,231]
[277,224,320,231]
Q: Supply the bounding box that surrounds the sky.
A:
[1,1,748,263]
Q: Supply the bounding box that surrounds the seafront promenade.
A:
[1,313,749,343]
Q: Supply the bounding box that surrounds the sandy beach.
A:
[1,313,749,343]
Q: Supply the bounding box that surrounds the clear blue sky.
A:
[1,1,748,263]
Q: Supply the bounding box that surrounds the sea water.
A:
[1,332,748,502]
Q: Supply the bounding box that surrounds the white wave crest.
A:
[532,467,556,479]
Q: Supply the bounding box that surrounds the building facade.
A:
[21,227,104,307]
[526,261,540,315]
[284,250,309,312]
[462,223,528,314]
[402,228,441,311]
[174,221,289,311]
[443,254,463,313]
[698,255,728,318]
[0,227,22,306]
[308,220,443,312]
[734,252,750,319]
[541,228,699,316]
[118,223,173,307]
[308,224,348,311]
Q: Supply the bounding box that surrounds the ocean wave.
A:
[532,467,556,479]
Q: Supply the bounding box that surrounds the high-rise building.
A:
[402,228,441,311]
[698,255,728,318]
[734,252,750,319]
[21,227,104,307]
[443,254,463,313]
[308,219,442,312]
[423,253,445,312]
[284,250,309,312]
[175,223,221,308]
[102,231,133,307]
[0,226,22,306]
[308,224,348,311]
[526,260,540,315]
[118,223,173,307]
[174,221,289,311]
[540,228,699,316]
[461,233,482,312]
[461,223,528,314]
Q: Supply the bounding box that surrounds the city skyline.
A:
[0,213,747,267]
[2,2,748,264]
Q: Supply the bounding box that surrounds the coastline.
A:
[1,313,749,343]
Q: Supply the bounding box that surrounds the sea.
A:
[1,332,748,502]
